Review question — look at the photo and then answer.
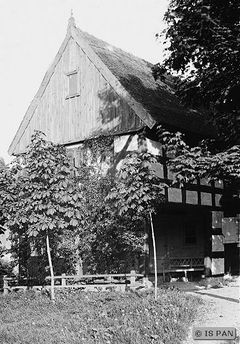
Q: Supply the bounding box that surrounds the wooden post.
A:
[46,233,55,302]
[62,273,66,287]
[143,228,150,276]
[150,212,158,300]
[76,257,83,276]
[3,275,8,295]
[130,270,136,287]
[204,256,212,277]
[163,268,165,283]
[204,212,212,277]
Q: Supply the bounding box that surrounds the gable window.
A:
[66,70,80,99]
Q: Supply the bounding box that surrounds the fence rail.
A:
[2,270,145,295]
[45,270,144,286]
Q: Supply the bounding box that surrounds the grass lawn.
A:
[0,288,202,344]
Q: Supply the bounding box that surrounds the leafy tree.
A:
[80,208,146,274]
[152,0,240,205]
[75,142,145,274]
[159,127,240,183]
[154,0,240,147]
[108,151,166,299]
[0,131,85,300]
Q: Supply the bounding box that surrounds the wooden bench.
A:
[159,257,205,281]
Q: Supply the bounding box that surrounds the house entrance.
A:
[149,208,208,276]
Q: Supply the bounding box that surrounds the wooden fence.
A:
[2,270,145,295]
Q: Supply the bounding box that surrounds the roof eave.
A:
[8,30,72,156]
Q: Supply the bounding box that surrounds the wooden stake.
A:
[46,233,55,302]
[149,212,157,300]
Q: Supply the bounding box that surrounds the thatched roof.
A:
[78,29,214,137]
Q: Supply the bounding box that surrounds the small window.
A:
[66,70,79,99]
[184,227,197,245]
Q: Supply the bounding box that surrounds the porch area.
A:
[148,206,211,280]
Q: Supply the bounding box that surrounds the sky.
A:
[0,0,169,164]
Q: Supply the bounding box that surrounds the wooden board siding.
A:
[13,38,143,155]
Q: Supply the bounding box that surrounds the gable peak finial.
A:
[68,9,75,29]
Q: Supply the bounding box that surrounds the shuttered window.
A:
[66,70,79,98]
[69,72,77,94]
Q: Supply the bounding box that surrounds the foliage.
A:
[0,257,14,277]
[154,0,240,147]
[158,126,240,187]
[80,209,146,273]
[82,135,114,164]
[107,150,166,293]
[153,0,240,201]
[76,144,147,273]
[157,126,240,216]
[108,151,166,218]
[75,140,166,274]
[0,289,202,344]
[0,131,85,280]
[1,132,163,276]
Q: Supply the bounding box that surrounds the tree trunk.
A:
[46,233,55,302]
[149,212,158,300]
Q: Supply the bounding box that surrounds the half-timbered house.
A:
[8,16,240,278]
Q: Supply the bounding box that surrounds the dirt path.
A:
[183,279,240,344]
